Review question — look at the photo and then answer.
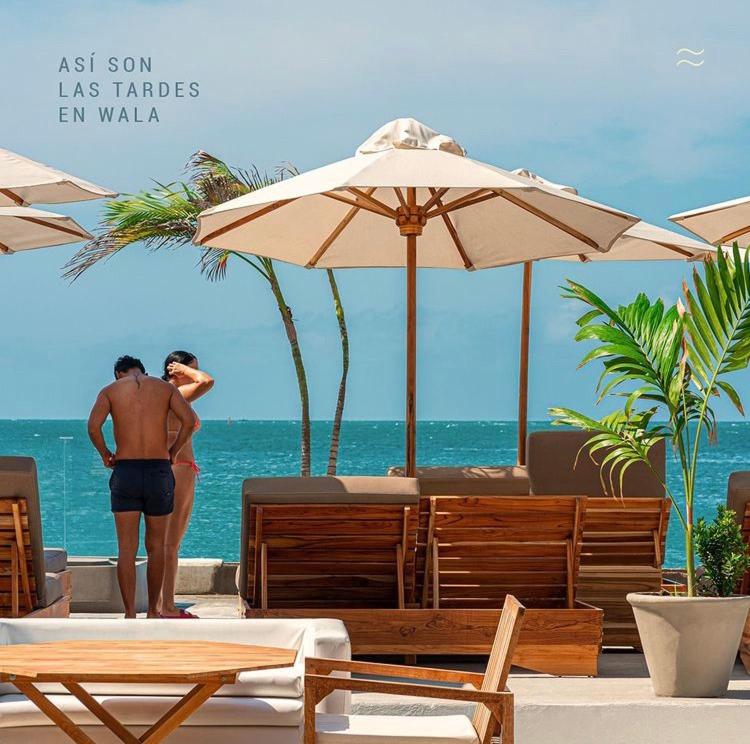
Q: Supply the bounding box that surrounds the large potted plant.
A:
[551,246,750,697]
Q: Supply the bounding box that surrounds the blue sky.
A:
[1,0,749,421]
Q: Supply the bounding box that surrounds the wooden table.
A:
[0,639,297,744]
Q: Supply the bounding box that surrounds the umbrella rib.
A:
[718,225,750,244]
[0,188,24,206]
[307,188,374,268]
[17,216,90,240]
[197,199,296,245]
[427,188,473,270]
[421,187,449,213]
[322,192,393,219]
[653,241,697,258]
[347,188,398,218]
[493,189,600,250]
[425,189,496,218]
[393,188,408,209]
[0,240,12,254]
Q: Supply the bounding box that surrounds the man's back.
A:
[103,374,174,459]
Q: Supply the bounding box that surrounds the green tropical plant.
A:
[695,505,750,597]
[550,245,750,597]
[64,152,351,476]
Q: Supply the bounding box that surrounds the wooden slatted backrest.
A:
[472,594,526,743]
[426,495,585,609]
[0,497,37,617]
[581,497,671,568]
[240,477,421,611]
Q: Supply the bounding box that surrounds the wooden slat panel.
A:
[245,502,418,610]
[0,496,39,617]
[247,606,603,675]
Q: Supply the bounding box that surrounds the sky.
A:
[1,0,750,422]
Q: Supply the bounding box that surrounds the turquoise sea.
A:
[0,419,747,567]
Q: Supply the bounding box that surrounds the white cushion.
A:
[0,693,302,728]
[315,714,479,744]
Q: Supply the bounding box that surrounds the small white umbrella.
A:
[195,118,638,475]
[510,169,713,463]
[0,206,92,254]
[0,147,115,207]
[670,196,750,246]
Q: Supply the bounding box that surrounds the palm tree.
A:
[64,152,351,476]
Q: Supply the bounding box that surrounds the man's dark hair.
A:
[113,355,146,378]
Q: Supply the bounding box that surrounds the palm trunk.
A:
[326,269,349,475]
[267,263,311,476]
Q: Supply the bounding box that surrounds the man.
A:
[88,355,196,618]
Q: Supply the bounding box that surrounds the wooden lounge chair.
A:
[239,476,420,614]
[305,594,525,744]
[387,466,530,612]
[0,457,71,618]
[527,430,670,647]
[726,471,750,672]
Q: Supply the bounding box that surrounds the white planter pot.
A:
[627,592,750,697]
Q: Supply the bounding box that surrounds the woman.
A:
[161,350,214,618]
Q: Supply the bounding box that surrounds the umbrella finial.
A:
[356,118,466,157]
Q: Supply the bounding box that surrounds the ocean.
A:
[0,419,747,567]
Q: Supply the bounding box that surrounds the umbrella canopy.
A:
[0,206,92,254]
[509,169,713,463]
[0,148,116,207]
[195,118,639,475]
[670,196,750,246]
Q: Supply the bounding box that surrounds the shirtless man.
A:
[87,355,196,618]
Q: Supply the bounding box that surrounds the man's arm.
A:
[88,390,114,468]
[168,385,198,463]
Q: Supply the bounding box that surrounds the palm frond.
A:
[683,245,750,416]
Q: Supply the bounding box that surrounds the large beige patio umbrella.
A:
[511,169,713,464]
[0,207,92,254]
[195,118,638,476]
[670,196,750,246]
[0,148,115,207]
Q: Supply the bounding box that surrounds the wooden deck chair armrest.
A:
[305,657,485,686]
[305,673,513,706]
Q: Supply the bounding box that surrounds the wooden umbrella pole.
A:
[517,261,533,466]
[396,186,425,477]
[405,232,417,477]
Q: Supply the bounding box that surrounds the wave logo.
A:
[676,48,705,67]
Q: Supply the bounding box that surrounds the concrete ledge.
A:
[351,656,750,744]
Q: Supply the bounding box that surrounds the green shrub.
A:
[694,506,750,597]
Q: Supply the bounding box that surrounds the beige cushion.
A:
[43,573,64,606]
[388,466,529,496]
[316,714,479,744]
[0,693,302,728]
[244,476,419,504]
[527,431,665,497]
[727,472,750,525]
[43,548,67,574]
[0,457,47,606]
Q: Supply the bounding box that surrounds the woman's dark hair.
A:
[162,350,196,380]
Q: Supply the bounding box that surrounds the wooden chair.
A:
[0,457,71,618]
[576,497,671,647]
[305,594,525,744]
[239,476,420,614]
